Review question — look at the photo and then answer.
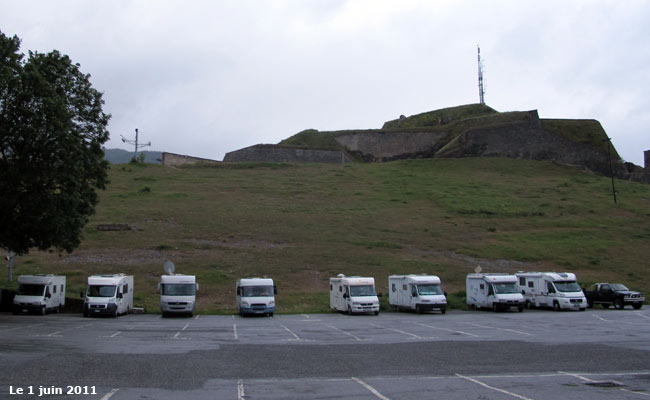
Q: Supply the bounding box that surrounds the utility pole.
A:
[6,251,14,282]
[121,128,151,161]
[477,45,486,105]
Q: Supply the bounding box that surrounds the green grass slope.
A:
[7,159,650,314]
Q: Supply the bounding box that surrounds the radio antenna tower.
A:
[120,128,151,160]
[477,45,486,105]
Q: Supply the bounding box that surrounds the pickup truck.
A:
[583,283,644,310]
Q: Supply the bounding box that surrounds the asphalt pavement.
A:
[1,308,649,399]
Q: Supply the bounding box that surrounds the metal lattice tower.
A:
[121,128,151,159]
[477,45,485,105]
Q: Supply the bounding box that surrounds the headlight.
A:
[241,301,249,307]
[269,301,274,306]
[353,302,360,306]
[556,293,566,297]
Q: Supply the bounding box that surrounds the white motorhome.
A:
[13,275,66,315]
[236,278,276,317]
[330,275,380,315]
[159,274,199,317]
[389,275,447,314]
[516,272,587,311]
[83,274,134,317]
[466,273,524,312]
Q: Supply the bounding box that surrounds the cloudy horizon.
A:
[2,0,649,165]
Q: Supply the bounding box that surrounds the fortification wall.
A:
[334,130,449,161]
[162,152,221,166]
[223,145,354,164]
[435,123,625,177]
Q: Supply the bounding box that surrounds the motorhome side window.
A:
[519,277,525,286]
[488,284,494,296]
[339,286,342,292]
[330,284,333,290]
[411,286,417,297]
[123,284,128,294]
[53,285,57,294]
[528,281,534,288]
[61,284,64,292]
[402,284,407,290]
[391,284,396,292]
[480,284,484,290]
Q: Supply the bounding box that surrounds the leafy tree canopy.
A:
[0,31,110,255]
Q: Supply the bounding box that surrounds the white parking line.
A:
[326,324,363,341]
[636,313,650,321]
[172,323,189,339]
[0,322,44,333]
[45,323,93,337]
[592,314,611,322]
[415,322,478,337]
[463,322,532,336]
[351,377,391,400]
[370,323,427,340]
[110,331,121,338]
[455,373,535,400]
[233,323,238,340]
[100,388,120,400]
[279,324,302,341]
[237,379,245,400]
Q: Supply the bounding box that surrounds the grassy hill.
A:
[104,148,163,164]
[5,158,649,314]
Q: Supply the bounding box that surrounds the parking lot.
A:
[1,309,650,399]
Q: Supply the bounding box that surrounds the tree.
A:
[0,31,110,255]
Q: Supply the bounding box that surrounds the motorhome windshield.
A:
[350,285,376,297]
[17,284,45,296]
[417,284,443,295]
[87,285,117,297]
[241,285,274,297]
[493,282,519,294]
[162,284,196,296]
[554,281,581,293]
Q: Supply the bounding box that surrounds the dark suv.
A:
[584,283,644,310]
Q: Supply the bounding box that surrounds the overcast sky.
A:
[2,0,649,164]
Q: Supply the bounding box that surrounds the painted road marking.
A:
[233,323,238,340]
[326,324,363,341]
[592,314,611,322]
[370,323,429,340]
[279,324,302,341]
[0,322,44,333]
[463,322,532,336]
[172,323,189,339]
[415,322,478,337]
[99,388,120,400]
[237,379,245,400]
[44,323,93,337]
[351,377,391,400]
[110,331,121,338]
[456,373,535,400]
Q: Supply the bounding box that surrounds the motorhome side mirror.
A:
[343,293,349,299]
[45,292,51,299]
[80,291,84,298]
[157,283,161,293]
[274,286,278,295]
[521,290,526,295]
[196,283,199,291]
[444,291,448,297]
[377,293,383,298]
[117,292,123,299]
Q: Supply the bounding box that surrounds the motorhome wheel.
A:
[40,306,46,315]
[416,305,422,314]
[492,303,498,312]
[553,302,561,311]
[348,306,352,315]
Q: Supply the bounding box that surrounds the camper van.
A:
[516,272,587,311]
[389,275,447,314]
[466,273,524,312]
[330,275,381,315]
[13,275,66,315]
[236,278,276,316]
[83,274,134,317]
[159,274,199,317]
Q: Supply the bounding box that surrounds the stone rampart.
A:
[334,130,449,161]
[162,152,221,167]
[223,145,354,164]
[435,122,625,177]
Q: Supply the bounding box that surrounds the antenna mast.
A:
[477,45,485,105]
[121,128,151,160]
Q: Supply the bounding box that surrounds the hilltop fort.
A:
[176,104,648,183]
